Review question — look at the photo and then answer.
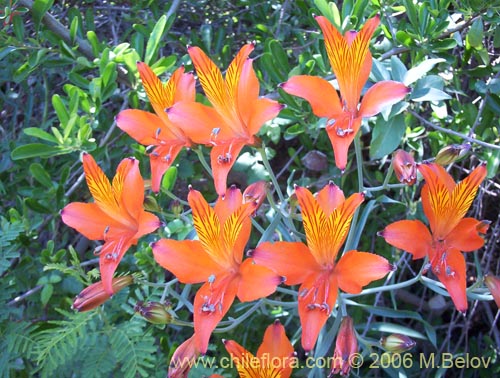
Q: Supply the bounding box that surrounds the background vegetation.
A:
[1,0,499,377]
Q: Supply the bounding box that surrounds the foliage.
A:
[1,0,499,377]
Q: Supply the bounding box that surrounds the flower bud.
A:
[72,275,133,312]
[380,333,416,353]
[243,180,268,212]
[435,143,471,165]
[170,200,183,217]
[331,316,358,376]
[134,301,173,324]
[392,150,416,185]
[168,335,199,378]
[484,274,500,308]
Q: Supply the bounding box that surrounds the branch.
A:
[18,0,131,86]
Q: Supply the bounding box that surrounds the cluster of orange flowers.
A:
[61,15,493,378]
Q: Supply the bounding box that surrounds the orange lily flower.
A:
[216,320,295,378]
[252,182,392,351]
[116,63,203,192]
[379,162,489,312]
[61,153,160,294]
[331,316,358,376]
[152,185,282,353]
[166,44,284,195]
[280,16,410,171]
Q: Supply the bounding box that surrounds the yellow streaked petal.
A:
[188,188,227,266]
[82,153,120,217]
[326,192,364,261]
[295,186,329,264]
[226,43,256,103]
[223,202,256,264]
[446,163,487,235]
[137,62,174,111]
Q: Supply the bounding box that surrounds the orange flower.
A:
[152,186,282,353]
[61,153,160,294]
[379,163,489,312]
[166,44,284,195]
[331,316,358,376]
[392,149,416,185]
[252,182,392,351]
[220,320,295,378]
[116,63,204,192]
[281,16,409,171]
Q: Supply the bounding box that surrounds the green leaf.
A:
[11,144,71,160]
[24,127,58,143]
[403,58,445,86]
[284,123,305,140]
[32,0,54,30]
[466,17,483,48]
[390,56,407,83]
[160,166,178,193]
[144,15,167,64]
[52,94,69,125]
[40,284,53,306]
[29,163,54,188]
[370,114,406,159]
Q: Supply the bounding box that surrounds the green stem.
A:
[195,146,213,176]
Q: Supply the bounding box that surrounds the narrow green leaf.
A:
[32,0,54,30]
[11,144,70,160]
[52,94,69,125]
[24,127,58,143]
[144,15,167,65]
[29,163,54,188]
[161,166,178,193]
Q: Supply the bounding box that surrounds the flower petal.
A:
[358,81,410,118]
[257,320,295,378]
[280,75,342,118]
[99,237,134,294]
[298,272,338,351]
[335,251,392,293]
[246,97,284,137]
[316,181,345,217]
[222,200,256,264]
[379,220,432,259]
[434,248,468,312]
[168,335,200,378]
[214,185,243,224]
[193,274,239,353]
[325,115,362,170]
[136,210,161,239]
[166,101,227,144]
[152,239,222,283]
[113,157,144,221]
[237,259,282,302]
[116,109,177,145]
[316,15,379,110]
[61,202,123,240]
[251,241,319,285]
[210,141,246,196]
[446,217,489,252]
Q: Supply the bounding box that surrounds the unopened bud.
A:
[392,150,416,185]
[144,195,161,212]
[380,333,416,353]
[243,181,268,212]
[135,301,173,324]
[170,200,183,217]
[331,316,358,376]
[72,276,133,312]
[435,143,471,165]
[485,274,500,309]
[168,335,199,378]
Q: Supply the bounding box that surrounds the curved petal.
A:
[115,157,144,221]
[316,181,345,217]
[214,185,243,224]
[325,115,362,171]
[188,46,238,127]
[82,153,120,218]
[151,239,223,283]
[210,141,246,196]
[246,97,283,137]
[169,65,196,103]
[166,101,228,144]
[61,202,123,240]
[168,335,199,378]
[227,44,255,99]
[99,237,133,295]
[379,220,432,259]
[149,144,184,193]
[358,81,410,118]
[251,241,319,285]
[237,58,259,129]
[222,340,255,375]
[193,275,239,353]
[335,251,392,293]
[222,201,255,264]
[116,109,176,145]
[298,271,338,352]
[446,217,489,252]
[280,75,342,118]
[257,320,295,378]
[434,248,468,312]
[136,211,160,240]
[237,259,282,301]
